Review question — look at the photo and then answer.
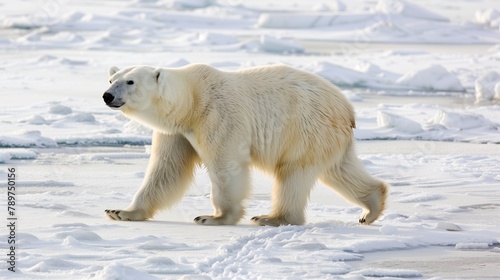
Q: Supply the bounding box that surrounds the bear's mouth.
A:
[107,102,125,109]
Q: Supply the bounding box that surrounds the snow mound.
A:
[49,104,73,115]
[475,71,500,103]
[92,263,160,280]
[197,32,238,46]
[55,229,103,241]
[2,148,38,159]
[397,64,464,92]
[172,0,214,10]
[259,35,304,53]
[476,8,500,28]
[379,224,399,235]
[432,110,495,130]
[0,152,11,163]
[0,130,58,148]
[436,222,462,232]
[62,113,96,123]
[165,58,190,68]
[376,0,448,22]
[257,13,372,29]
[377,111,423,133]
[306,61,374,87]
[399,193,442,203]
[20,115,48,125]
[27,258,85,272]
[313,1,346,12]
[356,268,422,278]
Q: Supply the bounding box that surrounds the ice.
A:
[2,0,500,279]
[0,148,38,160]
[257,13,374,29]
[432,110,495,130]
[0,130,58,148]
[258,35,304,53]
[0,152,11,163]
[396,64,464,92]
[172,0,215,10]
[377,111,423,134]
[455,243,490,250]
[306,61,379,88]
[476,8,500,28]
[436,222,462,232]
[376,0,448,22]
[475,70,500,103]
[356,268,422,278]
[312,1,346,12]
[196,32,238,46]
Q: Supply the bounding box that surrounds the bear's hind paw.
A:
[105,209,147,221]
[105,209,127,221]
[358,209,380,225]
[251,215,290,227]
[193,215,238,225]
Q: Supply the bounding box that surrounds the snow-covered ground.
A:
[1,0,499,279]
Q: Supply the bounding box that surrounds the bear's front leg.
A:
[194,159,250,225]
[105,132,199,221]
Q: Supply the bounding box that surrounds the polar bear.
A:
[102,64,387,226]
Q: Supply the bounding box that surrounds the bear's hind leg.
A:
[105,132,199,221]
[251,167,317,226]
[320,145,388,225]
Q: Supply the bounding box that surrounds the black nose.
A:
[103,92,114,104]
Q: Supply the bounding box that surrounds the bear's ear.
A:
[153,68,163,83]
[108,66,120,77]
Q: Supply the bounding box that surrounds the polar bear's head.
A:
[103,65,164,112]
[103,65,194,133]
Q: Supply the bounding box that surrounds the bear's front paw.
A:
[105,209,147,221]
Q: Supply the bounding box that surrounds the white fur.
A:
[103,64,388,226]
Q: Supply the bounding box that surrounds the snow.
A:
[377,111,424,134]
[376,0,449,22]
[1,0,500,279]
[396,64,465,92]
[476,8,500,28]
[258,35,304,54]
[475,71,500,104]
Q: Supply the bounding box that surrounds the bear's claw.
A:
[105,209,122,220]
[194,216,207,224]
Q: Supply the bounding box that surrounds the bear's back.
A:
[225,65,356,169]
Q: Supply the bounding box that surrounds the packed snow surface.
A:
[1,0,500,279]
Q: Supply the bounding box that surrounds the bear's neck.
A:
[133,99,194,134]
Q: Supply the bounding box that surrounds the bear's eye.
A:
[126,80,134,85]
[109,80,112,84]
